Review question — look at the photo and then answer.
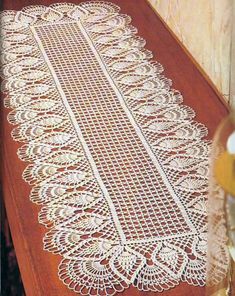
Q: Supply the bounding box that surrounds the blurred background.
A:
[149,0,235,108]
[1,198,25,295]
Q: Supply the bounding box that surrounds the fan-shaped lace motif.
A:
[1,2,210,295]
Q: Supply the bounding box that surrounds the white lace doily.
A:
[1,2,210,295]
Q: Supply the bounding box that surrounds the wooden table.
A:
[2,0,229,295]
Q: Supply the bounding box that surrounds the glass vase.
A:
[206,112,235,296]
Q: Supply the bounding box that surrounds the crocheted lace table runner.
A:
[1,2,209,295]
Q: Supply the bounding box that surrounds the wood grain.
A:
[148,0,232,100]
[1,0,229,295]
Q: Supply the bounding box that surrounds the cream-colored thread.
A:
[1,2,211,295]
[31,25,127,244]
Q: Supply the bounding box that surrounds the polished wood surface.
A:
[2,0,229,295]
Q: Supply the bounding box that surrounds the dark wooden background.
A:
[2,0,229,295]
